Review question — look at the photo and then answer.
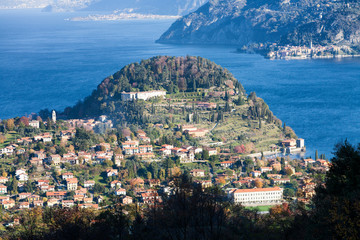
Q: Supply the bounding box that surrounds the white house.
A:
[17,173,28,181]
[260,167,273,173]
[252,171,262,178]
[84,180,95,188]
[29,120,40,128]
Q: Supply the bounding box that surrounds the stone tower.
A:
[51,110,56,123]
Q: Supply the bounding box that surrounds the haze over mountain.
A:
[158,0,360,47]
[0,0,208,15]
[83,0,208,15]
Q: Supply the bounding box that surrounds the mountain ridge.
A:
[157,0,360,48]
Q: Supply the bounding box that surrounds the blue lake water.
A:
[1,9,360,158]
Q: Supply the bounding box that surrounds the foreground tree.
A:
[289,140,360,240]
[313,141,360,239]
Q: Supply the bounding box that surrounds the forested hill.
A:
[157,0,360,47]
[63,56,245,119]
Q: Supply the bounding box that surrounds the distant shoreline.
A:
[238,44,360,61]
[268,54,360,60]
[66,12,180,21]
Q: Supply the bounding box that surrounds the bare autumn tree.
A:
[6,119,15,131]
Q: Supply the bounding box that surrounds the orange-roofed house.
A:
[270,162,282,171]
[303,158,316,166]
[66,178,78,191]
[78,203,98,209]
[19,202,30,209]
[122,196,133,205]
[130,178,144,188]
[139,145,153,153]
[281,139,296,147]
[62,172,74,180]
[0,177,8,184]
[134,152,155,160]
[46,191,67,200]
[115,188,126,196]
[122,141,139,149]
[111,180,122,189]
[220,161,234,168]
[0,184,7,194]
[260,167,273,173]
[2,200,15,209]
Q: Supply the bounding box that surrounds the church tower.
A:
[51,110,56,123]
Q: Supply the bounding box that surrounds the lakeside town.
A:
[266,44,360,60]
[0,89,329,228]
[239,43,360,60]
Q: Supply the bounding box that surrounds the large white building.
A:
[230,187,283,206]
[296,138,305,148]
[29,120,40,128]
[121,90,166,101]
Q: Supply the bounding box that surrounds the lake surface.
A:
[1,9,359,158]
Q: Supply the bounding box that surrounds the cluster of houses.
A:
[0,112,329,213]
[121,140,154,159]
[24,142,124,167]
[0,168,183,210]
[267,44,356,60]
[65,116,113,133]
[186,154,330,206]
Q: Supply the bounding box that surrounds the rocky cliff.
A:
[157,0,360,47]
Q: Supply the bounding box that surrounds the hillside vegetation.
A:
[64,56,244,119]
[63,56,293,152]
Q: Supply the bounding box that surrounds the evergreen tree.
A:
[224,101,230,112]
[315,150,319,160]
[151,102,155,114]
[10,177,18,194]
[224,91,229,101]
[217,111,222,122]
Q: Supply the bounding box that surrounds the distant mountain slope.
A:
[157,0,360,47]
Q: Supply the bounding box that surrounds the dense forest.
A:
[2,141,360,240]
[63,56,245,119]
